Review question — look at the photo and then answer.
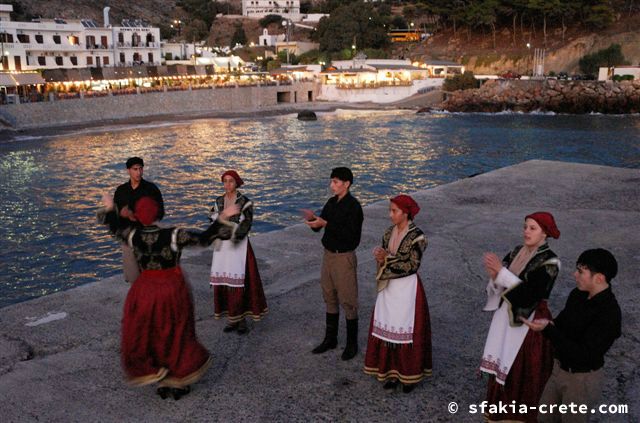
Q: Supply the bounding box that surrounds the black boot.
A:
[341,318,358,360]
[312,313,339,354]
[156,387,170,399]
[171,386,191,400]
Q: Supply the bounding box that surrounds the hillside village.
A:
[1,0,639,118]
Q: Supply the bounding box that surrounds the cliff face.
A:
[460,31,640,75]
[441,79,640,114]
[417,16,640,75]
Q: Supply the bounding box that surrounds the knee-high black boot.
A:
[341,318,358,360]
[312,313,339,354]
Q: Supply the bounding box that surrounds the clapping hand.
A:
[483,252,502,280]
[300,209,316,221]
[373,246,387,264]
[101,193,114,211]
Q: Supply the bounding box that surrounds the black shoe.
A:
[383,380,399,390]
[223,322,238,333]
[402,383,416,394]
[341,318,358,361]
[171,386,191,400]
[312,313,339,354]
[236,319,248,335]
[156,387,170,399]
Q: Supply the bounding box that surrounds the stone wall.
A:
[0,82,319,130]
[441,79,640,113]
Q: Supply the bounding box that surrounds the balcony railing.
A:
[87,44,114,50]
[116,42,160,49]
[3,42,85,51]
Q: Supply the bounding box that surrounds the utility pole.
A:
[282,18,291,65]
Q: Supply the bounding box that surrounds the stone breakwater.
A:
[441,79,640,114]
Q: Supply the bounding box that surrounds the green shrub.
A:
[613,74,634,81]
[443,71,479,91]
[579,44,627,75]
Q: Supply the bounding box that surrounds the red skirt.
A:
[485,300,554,422]
[363,276,433,385]
[121,266,211,388]
[213,241,268,322]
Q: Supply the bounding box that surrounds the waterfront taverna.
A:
[317,56,444,103]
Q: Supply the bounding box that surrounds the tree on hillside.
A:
[466,0,500,48]
[579,43,627,74]
[583,0,616,28]
[183,18,210,42]
[314,3,389,52]
[230,23,248,47]
[419,0,627,42]
[259,14,283,28]
[177,0,218,29]
[527,0,563,47]
[390,15,409,29]
[498,0,526,46]
[319,0,360,14]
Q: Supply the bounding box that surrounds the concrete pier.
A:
[1,160,638,422]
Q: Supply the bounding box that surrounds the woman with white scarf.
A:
[480,212,561,422]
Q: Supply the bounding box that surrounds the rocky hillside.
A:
[414,15,640,74]
[12,0,178,26]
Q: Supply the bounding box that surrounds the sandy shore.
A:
[1,160,637,422]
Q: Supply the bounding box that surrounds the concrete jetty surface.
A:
[1,160,638,422]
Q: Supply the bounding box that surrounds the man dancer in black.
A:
[113,157,164,283]
[305,167,364,360]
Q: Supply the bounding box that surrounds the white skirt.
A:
[209,237,248,288]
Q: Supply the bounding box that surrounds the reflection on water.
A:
[1,110,639,307]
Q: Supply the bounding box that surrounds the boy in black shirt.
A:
[112,157,164,283]
[523,248,621,423]
[304,167,364,361]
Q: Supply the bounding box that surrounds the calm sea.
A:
[1,110,639,308]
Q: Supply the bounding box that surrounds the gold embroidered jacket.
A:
[376,222,428,287]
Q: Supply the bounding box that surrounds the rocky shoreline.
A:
[440,80,640,114]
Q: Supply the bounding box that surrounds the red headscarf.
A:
[134,197,160,226]
[221,170,244,187]
[525,211,560,239]
[390,195,420,219]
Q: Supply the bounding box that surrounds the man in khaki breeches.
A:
[305,167,363,361]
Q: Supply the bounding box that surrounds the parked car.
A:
[500,71,521,79]
[573,74,596,80]
[557,72,569,80]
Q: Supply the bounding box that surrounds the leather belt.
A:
[325,248,353,254]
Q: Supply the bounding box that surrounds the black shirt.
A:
[543,287,621,372]
[113,178,164,229]
[314,191,363,252]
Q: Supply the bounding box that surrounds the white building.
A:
[0,4,161,71]
[242,0,301,20]
[319,58,442,103]
[258,28,285,47]
[161,42,197,61]
[598,66,640,81]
